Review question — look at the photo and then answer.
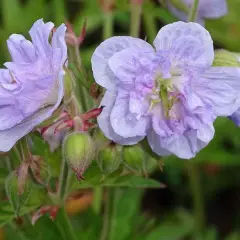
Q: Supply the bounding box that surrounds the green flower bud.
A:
[213,49,240,67]
[123,145,146,174]
[62,132,95,180]
[97,143,122,174]
[5,171,32,216]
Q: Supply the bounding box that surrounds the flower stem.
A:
[56,207,78,240]
[93,187,103,214]
[58,159,71,205]
[130,0,143,37]
[188,0,199,22]
[100,189,118,240]
[103,11,113,39]
[187,161,205,239]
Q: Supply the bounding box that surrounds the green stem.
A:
[188,0,199,22]
[100,189,118,240]
[100,189,110,240]
[93,187,103,214]
[130,1,142,37]
[103,12,113,39]
[56,207,78,240]
[142,5,157,43]
[187,161,205,239]
[58,159,70,205]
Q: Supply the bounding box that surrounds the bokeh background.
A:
[0,0,240,239]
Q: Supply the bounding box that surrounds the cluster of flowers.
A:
[0,0,239,160]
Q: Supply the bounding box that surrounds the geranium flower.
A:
[92,21,240,159]
[167,0,228,25]
[0,19,67,152]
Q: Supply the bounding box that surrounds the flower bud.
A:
[5,171,32,216]
[62,132,95,180]
[123,145,146,174]
[213,50,240,67]
[97,143,122,174]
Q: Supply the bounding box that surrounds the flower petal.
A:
[153,21,213,69]
[195,67,240,116]
[110,90,149,138]
[148,122,214,159]
[29,19,54,58]
[97,90,144,145]
[0,70,64,152]
[229,108,240,126]
[108,47,154,90]
[51,24,67,68]
[7,34,36,63]
[147,128,172,157]
[91,36,154,90]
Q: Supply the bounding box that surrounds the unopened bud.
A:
[5,171,32,216]
[213,49,240,67]
[62,132,95,180]
[97,143,122,174]
[123,145,146,174]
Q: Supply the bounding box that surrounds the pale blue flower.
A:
[92,22,240,159]
[167,0,228,25]
[0,19,67,151]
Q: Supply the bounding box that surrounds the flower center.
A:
[149,69,181,118]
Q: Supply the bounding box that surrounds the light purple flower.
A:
[0,19,67,152]
[229,54,240,126]
[91,22,240,159]
[167,0,228,25]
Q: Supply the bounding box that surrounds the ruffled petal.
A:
[195,67,240,116]
[29,19,54,58]
[0,70,64,152]
[91,36,154,90]
[108,47,154,90]
[153,21,213,69]
[147,128,172,157]
[148,122,214,159]
[51,24,67,68]
[110,90,149,138]
[7,34,36,63]
[97,90,144,145]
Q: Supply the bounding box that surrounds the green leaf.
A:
[108,189,144,240]
[107,175,165,188]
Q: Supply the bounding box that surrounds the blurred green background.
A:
[0,0,240,239]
